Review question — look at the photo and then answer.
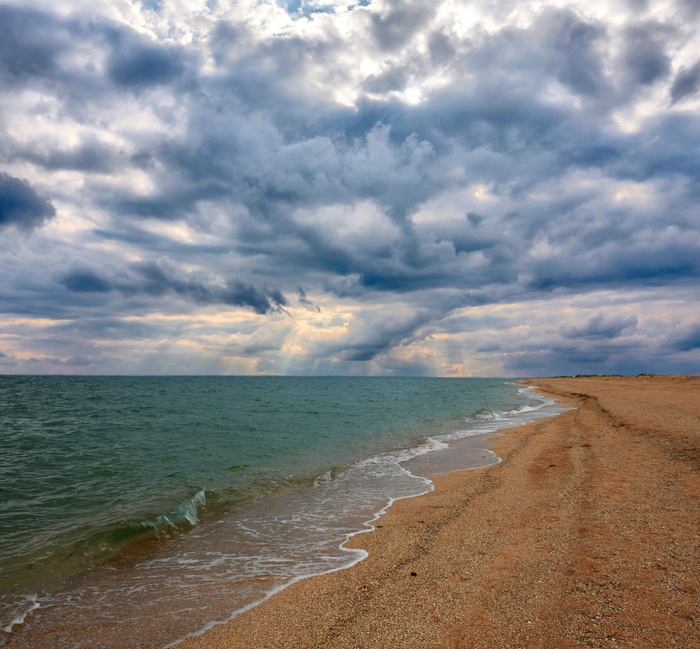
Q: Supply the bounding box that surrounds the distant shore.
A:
[179,375,700,648]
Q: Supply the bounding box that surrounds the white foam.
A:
[313,470,333,487]
[1,594,40,634]
[354,437,449,471]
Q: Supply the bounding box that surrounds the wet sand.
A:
[179,375,700,648]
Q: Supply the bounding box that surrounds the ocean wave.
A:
[313,469,334,487]
[349,437,449,474]
[111,489,208,543]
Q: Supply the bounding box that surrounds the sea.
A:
[0,376,566,648]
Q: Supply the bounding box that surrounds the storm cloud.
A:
[0,172,56,230]
[0,0,698,376]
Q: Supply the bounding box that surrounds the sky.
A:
[0,0,699,377]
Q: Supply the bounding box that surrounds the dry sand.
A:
[180,375,700,649]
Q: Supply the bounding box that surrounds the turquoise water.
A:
[0,377,563,647]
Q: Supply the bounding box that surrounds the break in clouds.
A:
[0,0,699,376]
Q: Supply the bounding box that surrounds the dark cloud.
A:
[0,6,61,84]
[48,317,160,341]
[561,314,638,339]
[672,325,700,351]
[679,0,700,18]
[13,138,122,174]
[223,283,288,314]
[622,24,671,87]
[531,9,608,98]
[298,288,320,312]
[107,37,187,89]
[370,0,437,51]
[466,212,484,228]
[59,260,288,315]
[0,5,108,107]
[61,271,112,293]
[0,173,56,231]
[670,61,700,103]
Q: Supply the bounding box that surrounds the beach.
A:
[179,375,700,648]
[0,378,555,649]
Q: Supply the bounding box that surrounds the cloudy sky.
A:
[0,0,699,376]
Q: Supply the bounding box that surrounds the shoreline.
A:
[1,380,555,649]
[170,392,558,648]
[178,375,700,648]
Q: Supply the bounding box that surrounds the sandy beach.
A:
[179,375,700,649]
